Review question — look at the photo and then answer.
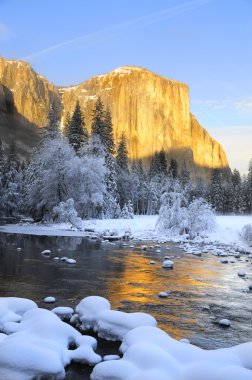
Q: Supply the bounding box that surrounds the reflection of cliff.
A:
[0,58,230,180]
[103,247,223,339]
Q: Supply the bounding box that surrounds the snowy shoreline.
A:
[0,215,252,253]
[1,295,252,380]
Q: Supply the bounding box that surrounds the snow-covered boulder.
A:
[66,258,76,264]
[0,297,37,330]
[91,325,252,380]
[44,296,56,303]
[51,306,74,320]
[76,296,111,330]
[75,296,157,340]
[238,270,246,277]
[162,260,174,268]
[158,292,169,298]
[219,319,231,327]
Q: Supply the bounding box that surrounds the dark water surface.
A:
[0,232,252,377]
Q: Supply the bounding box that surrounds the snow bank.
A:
[91,325,252,380]
[0,301,101,380]
[75,296,157,340]
[1,295,252,379]
[1,215,252,251]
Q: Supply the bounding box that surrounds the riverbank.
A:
[0,215,251,253]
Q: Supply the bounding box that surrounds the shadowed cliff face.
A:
[0,59,230,180]
[0,58,60,127]
[0,82,40,160]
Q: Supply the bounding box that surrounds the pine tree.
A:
[44,101,61,139]
[103,107,115,155]
[149,150,167,177]
[132,159,148,214]
[62,112,71,137]
[149,152,160,177]
[91,97,104,138]
[169,158,178,179]
[158,149,167,175]
[116,133,129,173]
[180,164,190,187]
[67,101,88,152]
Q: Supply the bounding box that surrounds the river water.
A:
[0,232,252,378]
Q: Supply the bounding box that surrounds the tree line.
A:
[0,97,251,220]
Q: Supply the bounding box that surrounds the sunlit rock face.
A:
[61,66,229,180]
[0,58,229,180]
[0,58,60,127]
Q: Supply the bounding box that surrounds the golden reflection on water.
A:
[104,246,225,339]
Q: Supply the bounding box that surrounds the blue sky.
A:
[0,0,251,173]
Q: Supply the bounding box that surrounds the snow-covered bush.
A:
[24,137,74,221]
[53,198,83,230]
[188,198,216,237]
[241,224,252,246]
[156,191,188,235]
[157,193,215,237]
[120,200,134,219]
[66,154,107,219]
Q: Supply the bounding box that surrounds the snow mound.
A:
[0,306,101,380]
[0,297,37,330]
[75,296,157,340]
[91,325,252,380]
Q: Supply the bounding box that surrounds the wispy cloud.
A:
[21,0,214,61]
[234,98,252,113]
[192,99,232,110]
[0,22,10,41]
[193,97,252,114]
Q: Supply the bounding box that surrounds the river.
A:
[0,232,251,378]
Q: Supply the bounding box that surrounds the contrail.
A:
[21,0,214,61]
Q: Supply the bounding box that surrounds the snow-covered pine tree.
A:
[1,142,22,217]
[67,100,88,152]
[103,153,120,218]
[120,200,134,219]
[247,158,252,213]
[0,139,6,216]
[208,169,224,213]
[231,169,245,214]
[116,133,133,208]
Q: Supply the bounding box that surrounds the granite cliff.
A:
[0,58,229,180]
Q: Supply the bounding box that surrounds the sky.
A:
[0,0,251,174]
